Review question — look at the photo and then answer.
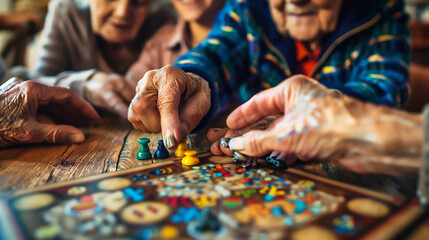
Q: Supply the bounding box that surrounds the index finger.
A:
[157,66,187,149]
[226,85,286,130]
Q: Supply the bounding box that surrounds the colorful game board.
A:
[0,154,419,240]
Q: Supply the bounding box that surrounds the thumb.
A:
[228,129,275,157]
[32,122,86,144]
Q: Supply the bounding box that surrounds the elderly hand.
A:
[84,71,135,118]
[128,65,211,149]
[0,78,99,147]
[227,75,422,175]
[207,116,278,156]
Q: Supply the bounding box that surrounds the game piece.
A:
[182,150,199,166]
[219,137,230,148]
[220,138,258,169]
[196,207,221,232]
[154,140,170,159]
[175,137,188,158]
[265,156,287,169]
[136,138,152,160]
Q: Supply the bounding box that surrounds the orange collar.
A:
[295,40,321,77]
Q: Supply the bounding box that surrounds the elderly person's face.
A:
[269,0,342,42]
[171,0,224,22]
[90,0,152,43]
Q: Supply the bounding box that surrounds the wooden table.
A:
[0,114,426,238]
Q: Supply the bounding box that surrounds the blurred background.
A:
[0,0,428,111]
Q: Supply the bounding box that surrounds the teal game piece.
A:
[136,138,152,160]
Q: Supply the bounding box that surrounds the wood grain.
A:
[0,115,130,191]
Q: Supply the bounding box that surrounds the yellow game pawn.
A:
[182,150,199,166]
[175,137,188,158]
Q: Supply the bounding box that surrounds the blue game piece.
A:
[154,140,170,159]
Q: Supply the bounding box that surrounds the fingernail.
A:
[165,130,177,149]
[229,137,244,151]
[68,133,84,143]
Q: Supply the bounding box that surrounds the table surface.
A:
[0,114,426,238]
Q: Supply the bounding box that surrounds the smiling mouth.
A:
[178,0,202,6]
[111,23,131,30]
[288,12,315,17]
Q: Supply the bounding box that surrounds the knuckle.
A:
[20,81,40,95]
[138,70,157,90]
[132,96,153,114]
[246,132,266,154]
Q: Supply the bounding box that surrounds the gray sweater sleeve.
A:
[33,0,98,97]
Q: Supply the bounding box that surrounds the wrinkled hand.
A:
[0,78,99,147]
[128,65,211,149]
[227,75,422,175]
[85,72,135,118]
[207,116,278,156]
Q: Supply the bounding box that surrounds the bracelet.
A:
[417,104,429,205]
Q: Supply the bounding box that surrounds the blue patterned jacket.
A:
[174,0,411,129]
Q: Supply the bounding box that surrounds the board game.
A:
[0,153,421,240]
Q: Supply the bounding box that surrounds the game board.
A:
[0,153,420,240]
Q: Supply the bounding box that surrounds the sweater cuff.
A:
[55,69,97,98]
[175,64,218,133]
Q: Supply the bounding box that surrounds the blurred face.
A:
[171,0,225,23]
[268,0,342,42]
[90,0,152,43]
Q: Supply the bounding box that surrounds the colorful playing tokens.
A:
[347,198,389,218]
[121,202,170,225]
[98,178,132,191]
[13,193,55,211]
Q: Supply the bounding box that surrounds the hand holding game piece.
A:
[208,116,278,156]
[128,65,211,149]
[136,138,152,160]
[0,78,99,147]
[227,75,422,175]
[84,71,135,119]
